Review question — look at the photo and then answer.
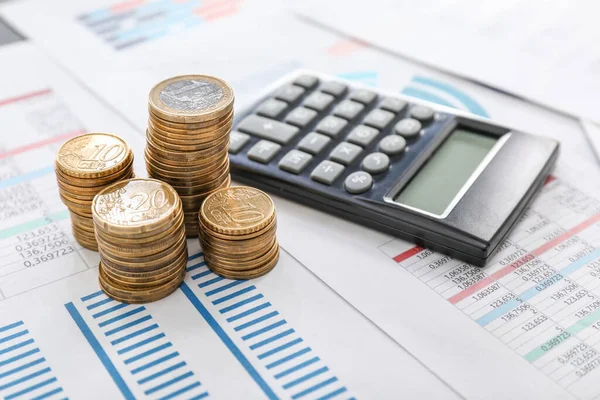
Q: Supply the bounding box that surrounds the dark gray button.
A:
[247,140,281,163]
[394,118,422,138]
[256,98,287,119]
[333,100,364,120]
[321,81,348,97]
[349,89,377,105]
[410,105,434,121]
[315,116,347,137]
[379,135,406,156]
[347,125,379,147]
[304,91,334,111]
[380,97,407,113]
[330,142,362,165]
[278,149,313,174]
[344,171,373,194]
[229,131,250,154]
[362,152,390,174]
[311,160,345,185]
[363,109,395,130]
[238,115,300,144]
[294,75,319,89]
[285,107,318,128]
[275,84,305,103]
[298,132,331,155]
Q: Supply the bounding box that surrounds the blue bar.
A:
[250,329,295,350]
[0,339,34,356]
[227,303,271,323]
[145,371,193,394]
[5,377,57,400]
[87,297,113,310]
[65,302,135,400]
[212,286,257,305]
[124,342,172,364]
[188,261,207,273]
[0,367,50,390]
[242,320,287,341]
[275,357,320,379]
[283,367,329,389]
[317,387,348,400]
[0,357,45,379]
[0,349,40,367]
[219,294,263,313]
[180,282,277,400]
[205,280,245,297]
[131,352,179,374]
[0,166,54,190]
[31,387,64,400]
[99,307,146,327]
[118,333,165,354]
[189,392,209,400]
[0,321,23,333]
[258,338,303,360]
[234,311,279,331]
[138,361,186,384]
[191,270,212,280]
[0,329,28,344]
[93,303,129,319]
[105,315,152,336]
[292,377,338,399]
[266,347,312,369]
[81,290,104,302]
[111,324,159,345]
[159,381,202,400]
[188,252,204,261]
[198,276,224,288]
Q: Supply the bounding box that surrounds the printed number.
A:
[84,144,124,162]
[131,189,168,212]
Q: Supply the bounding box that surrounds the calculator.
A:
[228,70,559,266]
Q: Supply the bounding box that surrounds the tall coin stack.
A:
[55,133,134,251]
[198,187,280,279]
[92,178,187,303]
[145,75,234,237]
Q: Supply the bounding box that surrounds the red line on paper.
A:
[0,89,52,108]
[0,129,85,160]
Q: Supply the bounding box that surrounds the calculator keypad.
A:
[363,109,395,130]
[278,149,313,174]
[237,115,299,144]
[247,140,281,163]
[349,89,377,105]
[344,171,373,194]
[362,152,390,174]
[333,100,364,120]
[315,116,347,137]
[229,131,250,154]
[410,105,434,122]
[298,132,330,155]
[330,142,362,165]
[394,118,422,138]
[346,125,378,147]
[320,81,348,98]
[293,75,319,89]
[303,91,335,111]
[285,107,318,128]
[275,85,305,103]
[378,135,406,156]
[256,98,287,119]
[311,160,345,185]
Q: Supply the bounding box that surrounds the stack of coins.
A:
[92,178,187,303]
[55,133,134,251]
[145,75,234,237]
[198,186,280,279]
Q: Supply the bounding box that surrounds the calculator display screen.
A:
[394,128,498,216]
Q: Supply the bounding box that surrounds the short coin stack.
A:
[145,75,234,237]
[55,133,134,251]
[92,178,187,303]
[198,186,280,279]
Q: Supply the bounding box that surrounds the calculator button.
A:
[256,98,287,119]
[311,160,345,185]
[344,171,373,194]
[304,91,335,112]
[320,81,348,98]
[378,135,406,156]
[278,149,313,174]
[333,100,364,120]
[293,75,319,89]
[394,118,422,138]
[275,84,305,103]
[298,132,331,155]
[247,140,281,164]
[315,115,347,137]
[228,131,250,154]
[380,97,407,113]
[285,107,318,128]
[362,152,390,174]
[410,105,435,121]
[349,89,377,105]
[363,109,395,130]
[329,142,362,165]
[346,125,379,147]
[237,115,299,144]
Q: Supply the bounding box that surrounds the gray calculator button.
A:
[394,118,422,138]
[379,135,406,156]
[380,97,407,113]
[363,109,395,130]
[410,105,435,121]
[362,152,390,174]
[298,132,330,155]
[247,140,281,163]
[293,75,319,89]
[315,115,347,137]
[278,149,313,174]
[285,107,318,128]
[304,91,335,111]
[320,81,348,97]
[344,171,373,194]
[349,89,377,105]
[228,131,250,154]
[333,100,364,120]
[256,98,287,119]
[238,115,299,144]
[275,84,305,103]
[330,142,362,165]
[311,160,345,185]
[347,125,379,147]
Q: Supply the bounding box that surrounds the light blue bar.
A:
[145,371,193,395]
[118,333,165,354]
[258,338,303,360]
[124,342,172,364]
[0,329,28,344]
[266,347,311,369]
[93,303,129,319]
[212,286,257,305]
[0,166,54,190]
[188,252,204,261]
[250,329,295,350]
[112,324,159,345]
[138,361,186,384]
[292,377,338,399]
[0,349,40,367]
[0,367,51,391]
[188,392,209,400]
[5,377,57,400]
[275,357,320,379]
[81,290,104,302]
[131,351,179,375]
[283,367,329,389]
[317,387,348,400]
[87,297,113,310]
[219,294,263,313]
[31,387,64,400]
[99,307,146,327]
[0,321,23,333]
[227,303,271,323]
[234,311,279,331]
[242,320,287,341]
[0,339,34,356]
[105,315,152,336]
[159,381,202,400]
[188,262,208,273]
[205,280,245,297]
[198,276,224,288]
[0,357,45,379]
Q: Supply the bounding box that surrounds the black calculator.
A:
[228,70,559,266]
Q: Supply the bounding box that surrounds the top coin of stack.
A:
[145,75,234,237]
[55,133,134,251]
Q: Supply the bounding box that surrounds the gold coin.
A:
[100,240,187,273]
[55,157,134,188]
[56,133,132,179]
[95,210,184,245]
[148,114,233,138]
[101,251,187,286]
[206,244,280,280]
[145,133,229,162]
[148,75,234,123]
[149,107,234,130]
